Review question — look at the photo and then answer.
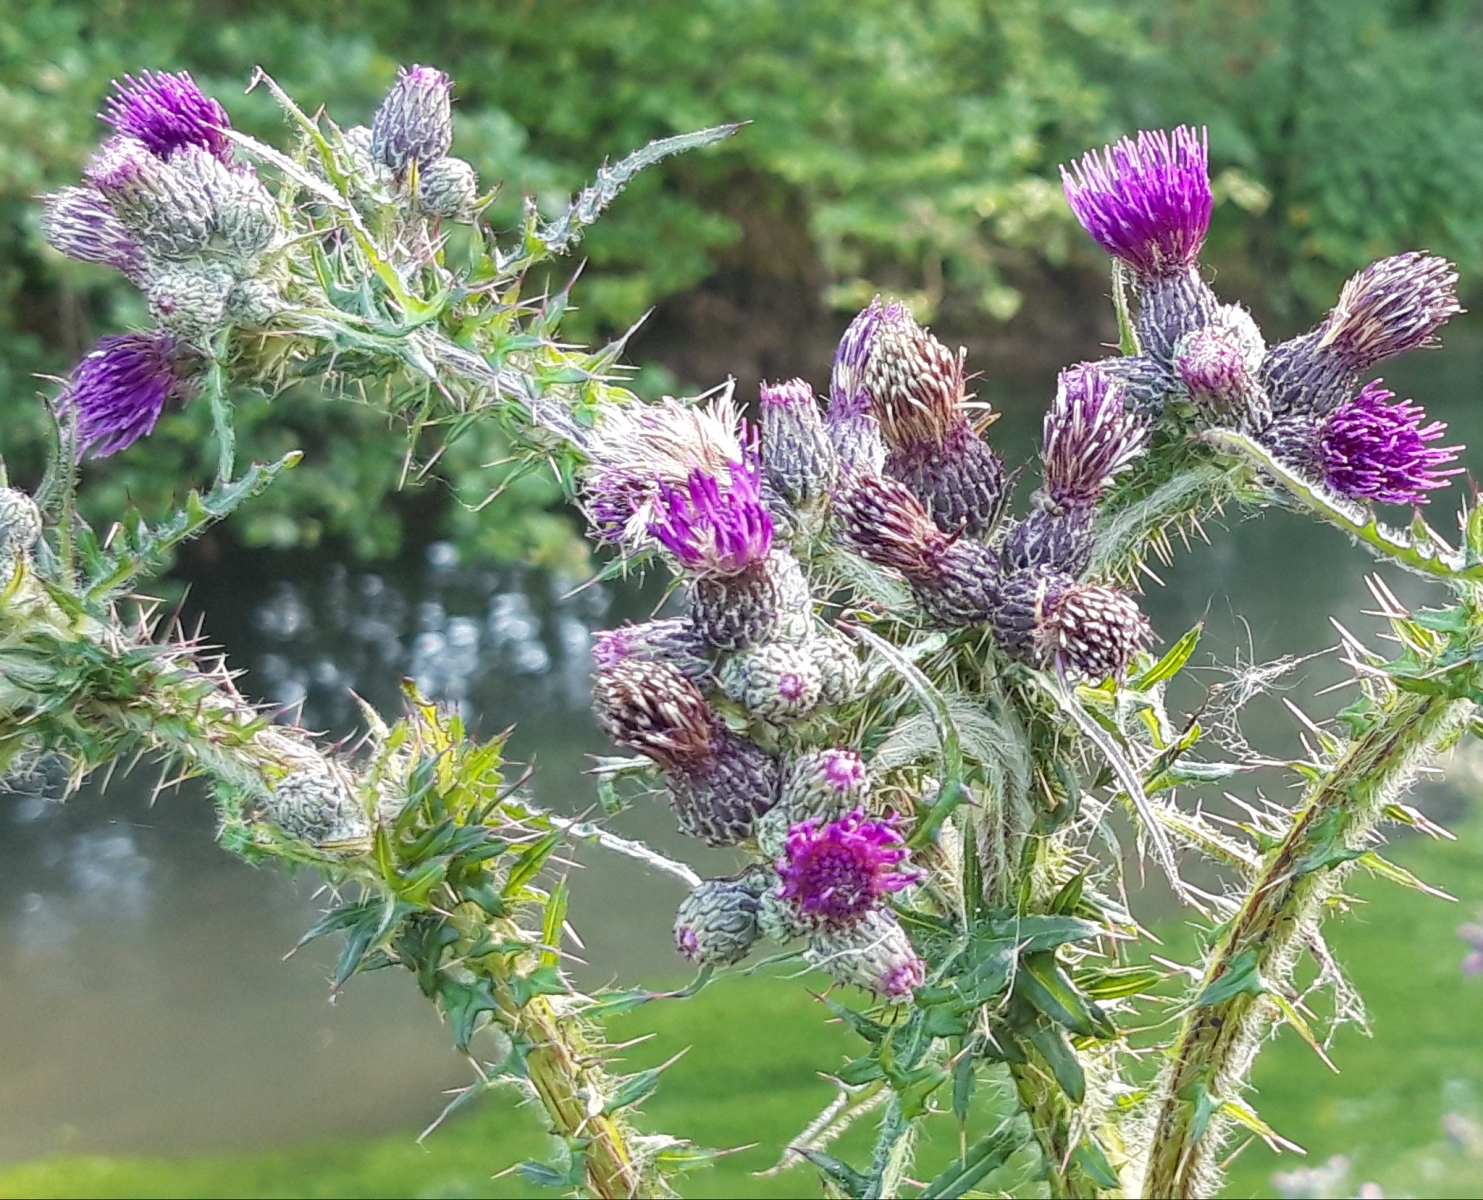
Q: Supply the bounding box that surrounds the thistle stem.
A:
[1139,688,1466,1199]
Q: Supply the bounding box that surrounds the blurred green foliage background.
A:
[3,0,1482,564]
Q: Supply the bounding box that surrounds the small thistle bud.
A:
[591,617,714,684]
[760,378,837,510]
[690,564,785,652]
[810,631,864,707]
[260,765,369,848]
[864,304,1006,536]
[102,70,233,163]
[146,264,235,342]
[674,875,765,966]
[1173,304,1270,427]
[1265,380,1464,506]
[41,187,149,283]
[1262,253,1462,417]
[0,488,42,556]
[592,658,718,770]
[64,330,197,458]
[667,731,780,845]
[87,137,216,259]
[1094,352,1179,418]
[719,640,824,723]
[224,277,285,327]
[371,65,455,173]
[417,155,479,218]
[171,146,282,258]
[776,808,917,930]
[805,907,925,1000]
[1042,365,1145,509]
[1001,505,1096,578]
[1061,127,1212,281]
[757,888,815,943]
[834,475,1000,626]
[826,299,888,476]
[1036,579,1152,682]
[756,746,873,858]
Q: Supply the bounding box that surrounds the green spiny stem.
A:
[1009,1057,1095,1199]
[1139,688,1467,1199]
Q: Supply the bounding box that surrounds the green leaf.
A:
[919,1125,1022,1199]
[439,976,499,1051]
[503,831,560,897]
[1195,946,1266,1006]
[603,1054,682,1114]
[796,1148,873,1198]
[1014,951,1108,1039]
[1072,1136,1120,1188]
[834,1054,886,1086]
[1132,622,1202,691]
[509,964,568,1008]
[1022,1019,1085,1104]
[1077,964,1167,1000]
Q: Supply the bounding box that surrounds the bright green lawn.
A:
[4,820,1483,1199]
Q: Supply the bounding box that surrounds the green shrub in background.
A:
[5,0,1483,564]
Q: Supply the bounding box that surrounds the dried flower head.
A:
[1320,252,1461,368]
[64,330,196,458]
[40,187,149,282]
[1042,364,1145,507]
[371,64,455,172]
[591,658,717,770]
[648,452,774,576]
[102,70,232,163]
[777,808,917,927]
[582,393,747,545]
[1319,381,1463,505]
[863,303,970,449]
[1061,126,1211,278]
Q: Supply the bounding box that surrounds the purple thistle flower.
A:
[371,65,455,172]
[1061,126,1212,278]
[102,70,232,163]
[64,331,195,457]
[1321,252,1461,367]
[40,186,149,283]
[777,808,917,927]
[648,448,774,575]
[1318,381,1463,505]
[1042,364,1146,507]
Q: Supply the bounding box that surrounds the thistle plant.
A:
[5,66,1483,1200]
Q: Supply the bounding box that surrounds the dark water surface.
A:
[2,339,1480,1163]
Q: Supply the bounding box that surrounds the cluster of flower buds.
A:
[1060,126,1465,508]
[40,71,286,456]
[342,65,480,218]
[830,340,1152,681]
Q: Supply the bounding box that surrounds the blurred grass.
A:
[4,816,1483,1199]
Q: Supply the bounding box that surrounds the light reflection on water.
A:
[2,338,1481,1163]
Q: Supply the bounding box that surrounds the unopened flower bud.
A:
[674,875,766,966]
[0,488,42,582]
[417,155,478,218]
[591,617,714,684]
[147,264,235,341]
[1173,304,1269,427]
[720,639,824,723]
[760,378,837,511]
[87,137,215,258]
[827,300,888,476]
[666,731,780,845]
[371,65,454,173]
[224,277,285,327]
[806,908,925,999]
[810,631,863,707]
[260,764,369,848]
[1002,505,1096,577]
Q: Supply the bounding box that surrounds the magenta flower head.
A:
[777,808,918,927]
[1042,364,1146,508]
[103,70,232,163]
[371,65,455,172]
[64,330,196,457]
[1061,126,1211,279]
[648,448,774,576]
[1319,381,1463,505]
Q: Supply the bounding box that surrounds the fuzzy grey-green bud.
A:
[674,875,766,966]
[719,639,823,723]
[87,136,215,259]
[810,631,863,707]
[805,908,924,1000]
[171,145,282,259]
[371,65,454,173]
[0,487,42,584]
[260,765,369,848]
[147,264,235,341]
[225,277,284,327]
[418,156,478,218]
[757,887,815,942]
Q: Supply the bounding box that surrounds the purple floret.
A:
[65,331,193,457]
[1319,381,1463,505]
[819,749,868,793]
[648,447,774,575]
[829,298,888,420]
[102,70,232,162]
[1061,126,1211,278]
[777,809,917,926]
